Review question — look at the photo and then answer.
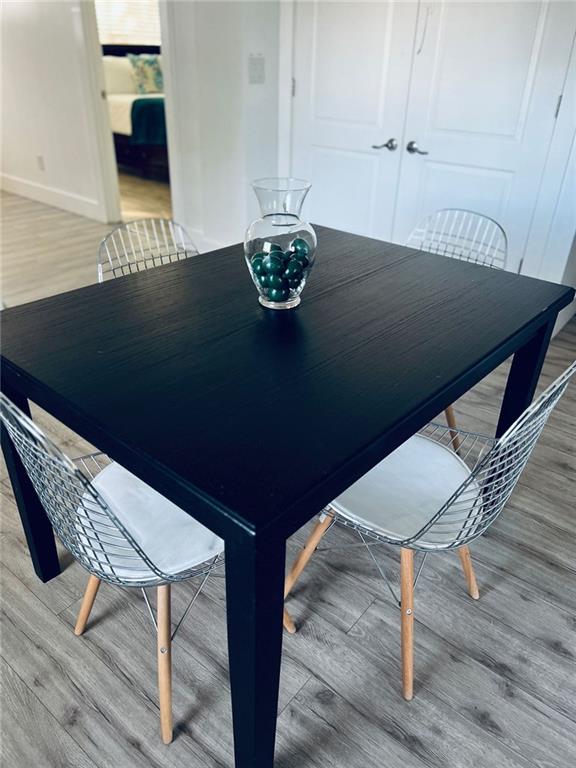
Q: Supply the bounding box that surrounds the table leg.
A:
[225,532,286,768]
[496,317,555,437]
[0,385,60,582]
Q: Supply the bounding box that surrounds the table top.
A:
[2,226,573,539]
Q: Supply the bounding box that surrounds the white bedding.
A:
[107,93,164,137]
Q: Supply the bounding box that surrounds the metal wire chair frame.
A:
[406,208,508,270]
[323,361,576,554]
[0,394,223,589]
[295,362,575,608]
[97,218,199,282]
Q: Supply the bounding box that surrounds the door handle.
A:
[372,138,398,151]
[406,140,429,155]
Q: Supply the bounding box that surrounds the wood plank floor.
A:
[118,172,172,221]
[0,177,171,308]
[1,191,575,767]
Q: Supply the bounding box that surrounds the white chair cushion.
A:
[330,434,480,549]
[79,463,223,584]
[103,56,137,95]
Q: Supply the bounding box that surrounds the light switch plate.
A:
[248,54,265,85]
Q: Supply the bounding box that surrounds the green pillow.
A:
[127,54,163,94]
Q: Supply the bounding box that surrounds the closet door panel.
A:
[393,1,576,273]
[291,1,418,240]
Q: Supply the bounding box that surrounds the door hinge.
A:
[291,77,296,98]
[554,94,563,119]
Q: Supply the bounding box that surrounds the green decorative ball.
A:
[268,286,290,302]
[292,252,310,269]
[262,254,284,275]
[268,274,288,289]
[258,273,270,288]
[251,255,266,276]
[284,258,304,279]
[287,277,302,289]
[290,237,310,257]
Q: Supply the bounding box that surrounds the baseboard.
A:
[0,173,108,222]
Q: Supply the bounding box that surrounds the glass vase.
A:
[244,178,317,310]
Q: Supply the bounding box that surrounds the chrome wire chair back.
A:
[332,361,576,551]
[406,208,508,269]
[97,218,198,282]
[0,394,217,587]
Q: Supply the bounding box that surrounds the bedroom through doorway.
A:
[95,0,172,222]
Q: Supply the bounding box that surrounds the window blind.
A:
[95,0,161,46]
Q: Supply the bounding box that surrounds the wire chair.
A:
[97,218,198,282]
[0,393,223,743]
[406,208,508,269]
[406,209,508,444]
[283,361,576,699]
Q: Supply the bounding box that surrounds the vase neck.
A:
[252,178,311,218]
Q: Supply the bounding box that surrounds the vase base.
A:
[259,295,301,310]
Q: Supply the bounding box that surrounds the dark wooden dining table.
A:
[1,225,573,767]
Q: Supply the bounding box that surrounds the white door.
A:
[291,1,418,240]
[392,1,576,272]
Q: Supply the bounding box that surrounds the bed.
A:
[102,44,169,181]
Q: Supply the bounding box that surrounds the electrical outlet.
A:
[36,155,45,172]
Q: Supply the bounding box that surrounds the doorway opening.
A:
[94,0,172,221]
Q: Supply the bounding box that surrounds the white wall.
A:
[0,1,119,222]
[553,138,576,333]
[161,0,279,250]
[523,31,576,333]
[557,233,576,332]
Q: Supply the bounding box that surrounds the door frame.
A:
[79,0,122,223]
[158,0,184,223]
[278,1,295,176]
[522,28,576,280]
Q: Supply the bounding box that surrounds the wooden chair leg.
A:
[444,404,462,453]
[400,548,414,701]
[285,514,333,599]
[74,575,101,636]
[157,584,173,745]
[283,514,333,633]
[283,608,296,635]
[458,545,480,600]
